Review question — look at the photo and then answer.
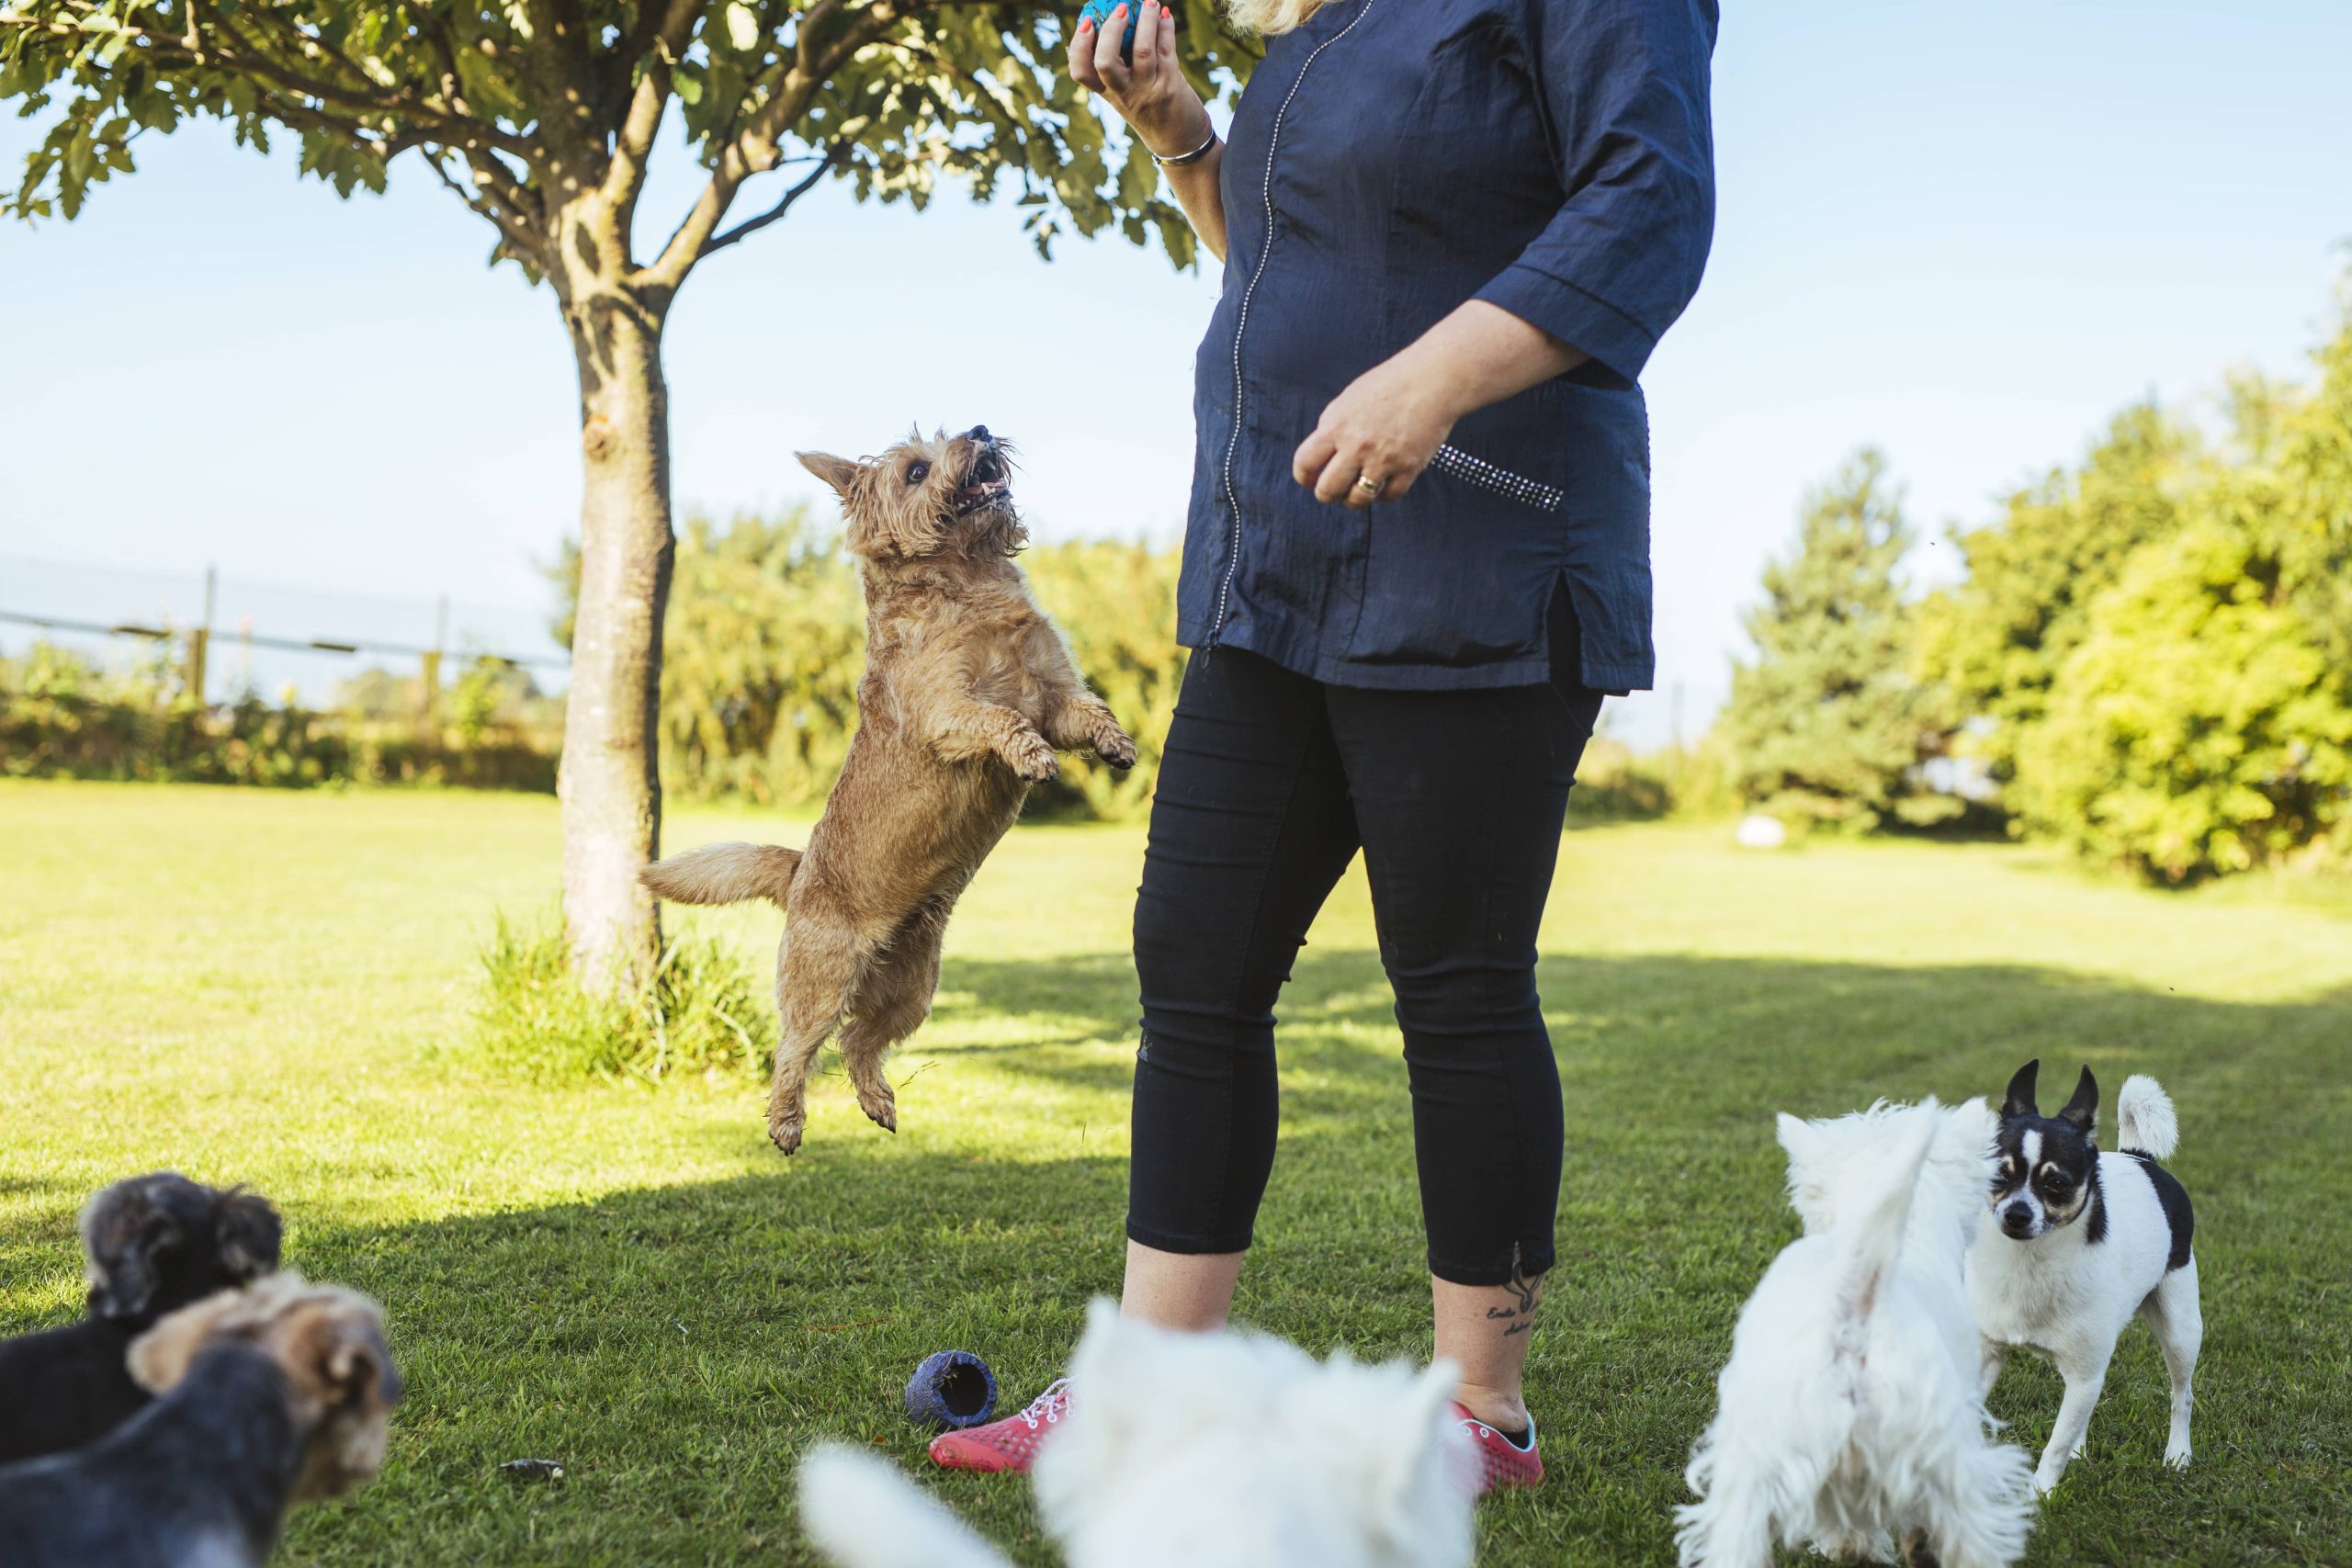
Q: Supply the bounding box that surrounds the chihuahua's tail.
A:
[2116,1074,2179,1160]
[639,842,801,909]
[797,1445,1012,1568]
[1832,1098,1940,1339]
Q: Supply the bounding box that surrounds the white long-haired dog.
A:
[797,1301,1473,1568]
[1676,1098,2035,1568]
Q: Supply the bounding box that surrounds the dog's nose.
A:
[963,424,992,447]
[2001,1202,2035,1235]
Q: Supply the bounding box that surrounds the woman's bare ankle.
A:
[1453,1381,1531,1433]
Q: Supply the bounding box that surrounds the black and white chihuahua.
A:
[1965,1060,2200,1494]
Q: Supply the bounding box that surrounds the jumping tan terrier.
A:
[641,426,1136,1155]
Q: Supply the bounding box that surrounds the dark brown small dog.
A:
[0,1274,401,1568]
[642,426,1135,1154]
[0,1172,282,1465]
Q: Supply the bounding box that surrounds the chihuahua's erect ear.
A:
[2057,1065,2098,1136]
[216,1189,284,1283]
[796,450,862,500]
[2001,1059,2041,1121]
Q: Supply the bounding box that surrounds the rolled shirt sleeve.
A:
[1474,0,1718,383]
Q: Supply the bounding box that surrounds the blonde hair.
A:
[1223,0,1331,37]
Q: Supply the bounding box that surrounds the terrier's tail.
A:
[639,842,801,908]
[797,1445,1012,1568]
[2116,1074,2180,1160]
[1833,1099,1940,1337]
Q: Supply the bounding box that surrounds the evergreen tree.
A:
[1721,449,1955,831]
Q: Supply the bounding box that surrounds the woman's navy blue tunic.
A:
[1180,0,1718,692]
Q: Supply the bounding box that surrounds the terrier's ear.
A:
[215,1189,283,1282]
[796,451,861,499]
[2001,1059,2041,1121]
[2057,1065,2098,1136]
[319,1312,401,1410]
[286,1296,401,1503]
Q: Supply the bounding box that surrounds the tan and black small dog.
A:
[642,426,1135,1155]
[0,1274,401,1568]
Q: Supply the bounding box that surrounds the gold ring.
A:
[1352,473,1384,496]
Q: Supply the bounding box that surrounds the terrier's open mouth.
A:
[954,451,1012,514]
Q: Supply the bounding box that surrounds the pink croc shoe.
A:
[927,1378,1071,1474]
[1453,1403,1543,1493]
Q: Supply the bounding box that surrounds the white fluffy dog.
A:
[1676,1098,2035,1568]
[797,1300,1473,1568]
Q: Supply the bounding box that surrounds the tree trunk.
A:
[559,285,674,992]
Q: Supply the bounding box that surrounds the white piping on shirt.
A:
[1209,0,1381,647]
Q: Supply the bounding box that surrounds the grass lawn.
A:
[2,777,2347,1566]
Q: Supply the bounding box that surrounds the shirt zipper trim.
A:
[1210,0,1380,648]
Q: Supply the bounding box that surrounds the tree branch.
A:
[695,141,842,260]
[636,0,904,290]
[428,147,542,259]
[599,0,709,210]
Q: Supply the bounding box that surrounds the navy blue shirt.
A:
[1180,0,1718,692]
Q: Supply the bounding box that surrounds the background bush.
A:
[0,641,558,790]
[1719,283,2352,882]
[2015,517,2352,881]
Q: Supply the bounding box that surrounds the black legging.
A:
[1126,601,1604,1287]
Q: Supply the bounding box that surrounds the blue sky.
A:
[3,0,2349,747]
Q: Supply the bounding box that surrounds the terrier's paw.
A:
[2164,1442,2191,1471]
[1009,732,1058,783]
[854,1084,898,1134]
[1094,723,1137,770]
[767,1099,806,1156]
[2032,1467,2063,1498]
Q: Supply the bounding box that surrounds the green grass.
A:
[1,778,2346,1566]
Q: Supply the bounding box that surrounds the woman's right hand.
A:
[1069,1,1213,161]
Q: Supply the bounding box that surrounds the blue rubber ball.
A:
[904,1349,998,1430]
[1079,0,1141,63]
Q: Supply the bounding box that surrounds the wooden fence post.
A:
[420,596,447,731]
[184,565,215,709]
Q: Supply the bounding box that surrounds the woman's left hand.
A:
[1292,302,1589,510]
[1292,353,1458,510]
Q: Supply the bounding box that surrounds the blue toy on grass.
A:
[904,1349,999,1430]
[1079,0,1142,64]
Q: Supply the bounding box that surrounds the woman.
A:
[933,0,1715,1489]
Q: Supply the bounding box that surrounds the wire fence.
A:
[0,553,570,707]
